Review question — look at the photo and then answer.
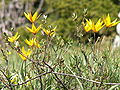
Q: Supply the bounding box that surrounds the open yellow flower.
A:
[19,47,32,61]
[92,19,104,32]
[103,14,120,27]
[24,11,40,23]
[82,19,93,32]
[83,19,104,32]
[26,23,42,34]
[42,27,56,37]
[8,32,20,43]
[25,38,40,48]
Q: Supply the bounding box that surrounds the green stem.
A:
[25,61,26,77]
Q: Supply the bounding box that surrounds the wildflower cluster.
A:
[7,11,56,61]
[83,14,120,32]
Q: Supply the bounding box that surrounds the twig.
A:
[53,72,120,85]
[12,72,51,86]
[0,69,12,89]
[3,72,51,88]
[43,58,68,90]
[3,72,120,88]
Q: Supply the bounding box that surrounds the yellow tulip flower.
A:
[24,11,40,23]
[19,47,32,61]
[92,19,104,32]
[25,38,40,48]
[26,23,42,34]
[83,19,104,32]
[42,28,56,37]
[103,14,120,27]
[8,32,20,43]
[82,19,93,32]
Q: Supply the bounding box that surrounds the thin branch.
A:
[0,70,11,89]
[3,72,51,88]
[13,72,51,86]
[2,71,120,88]
[53,72,120,85]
